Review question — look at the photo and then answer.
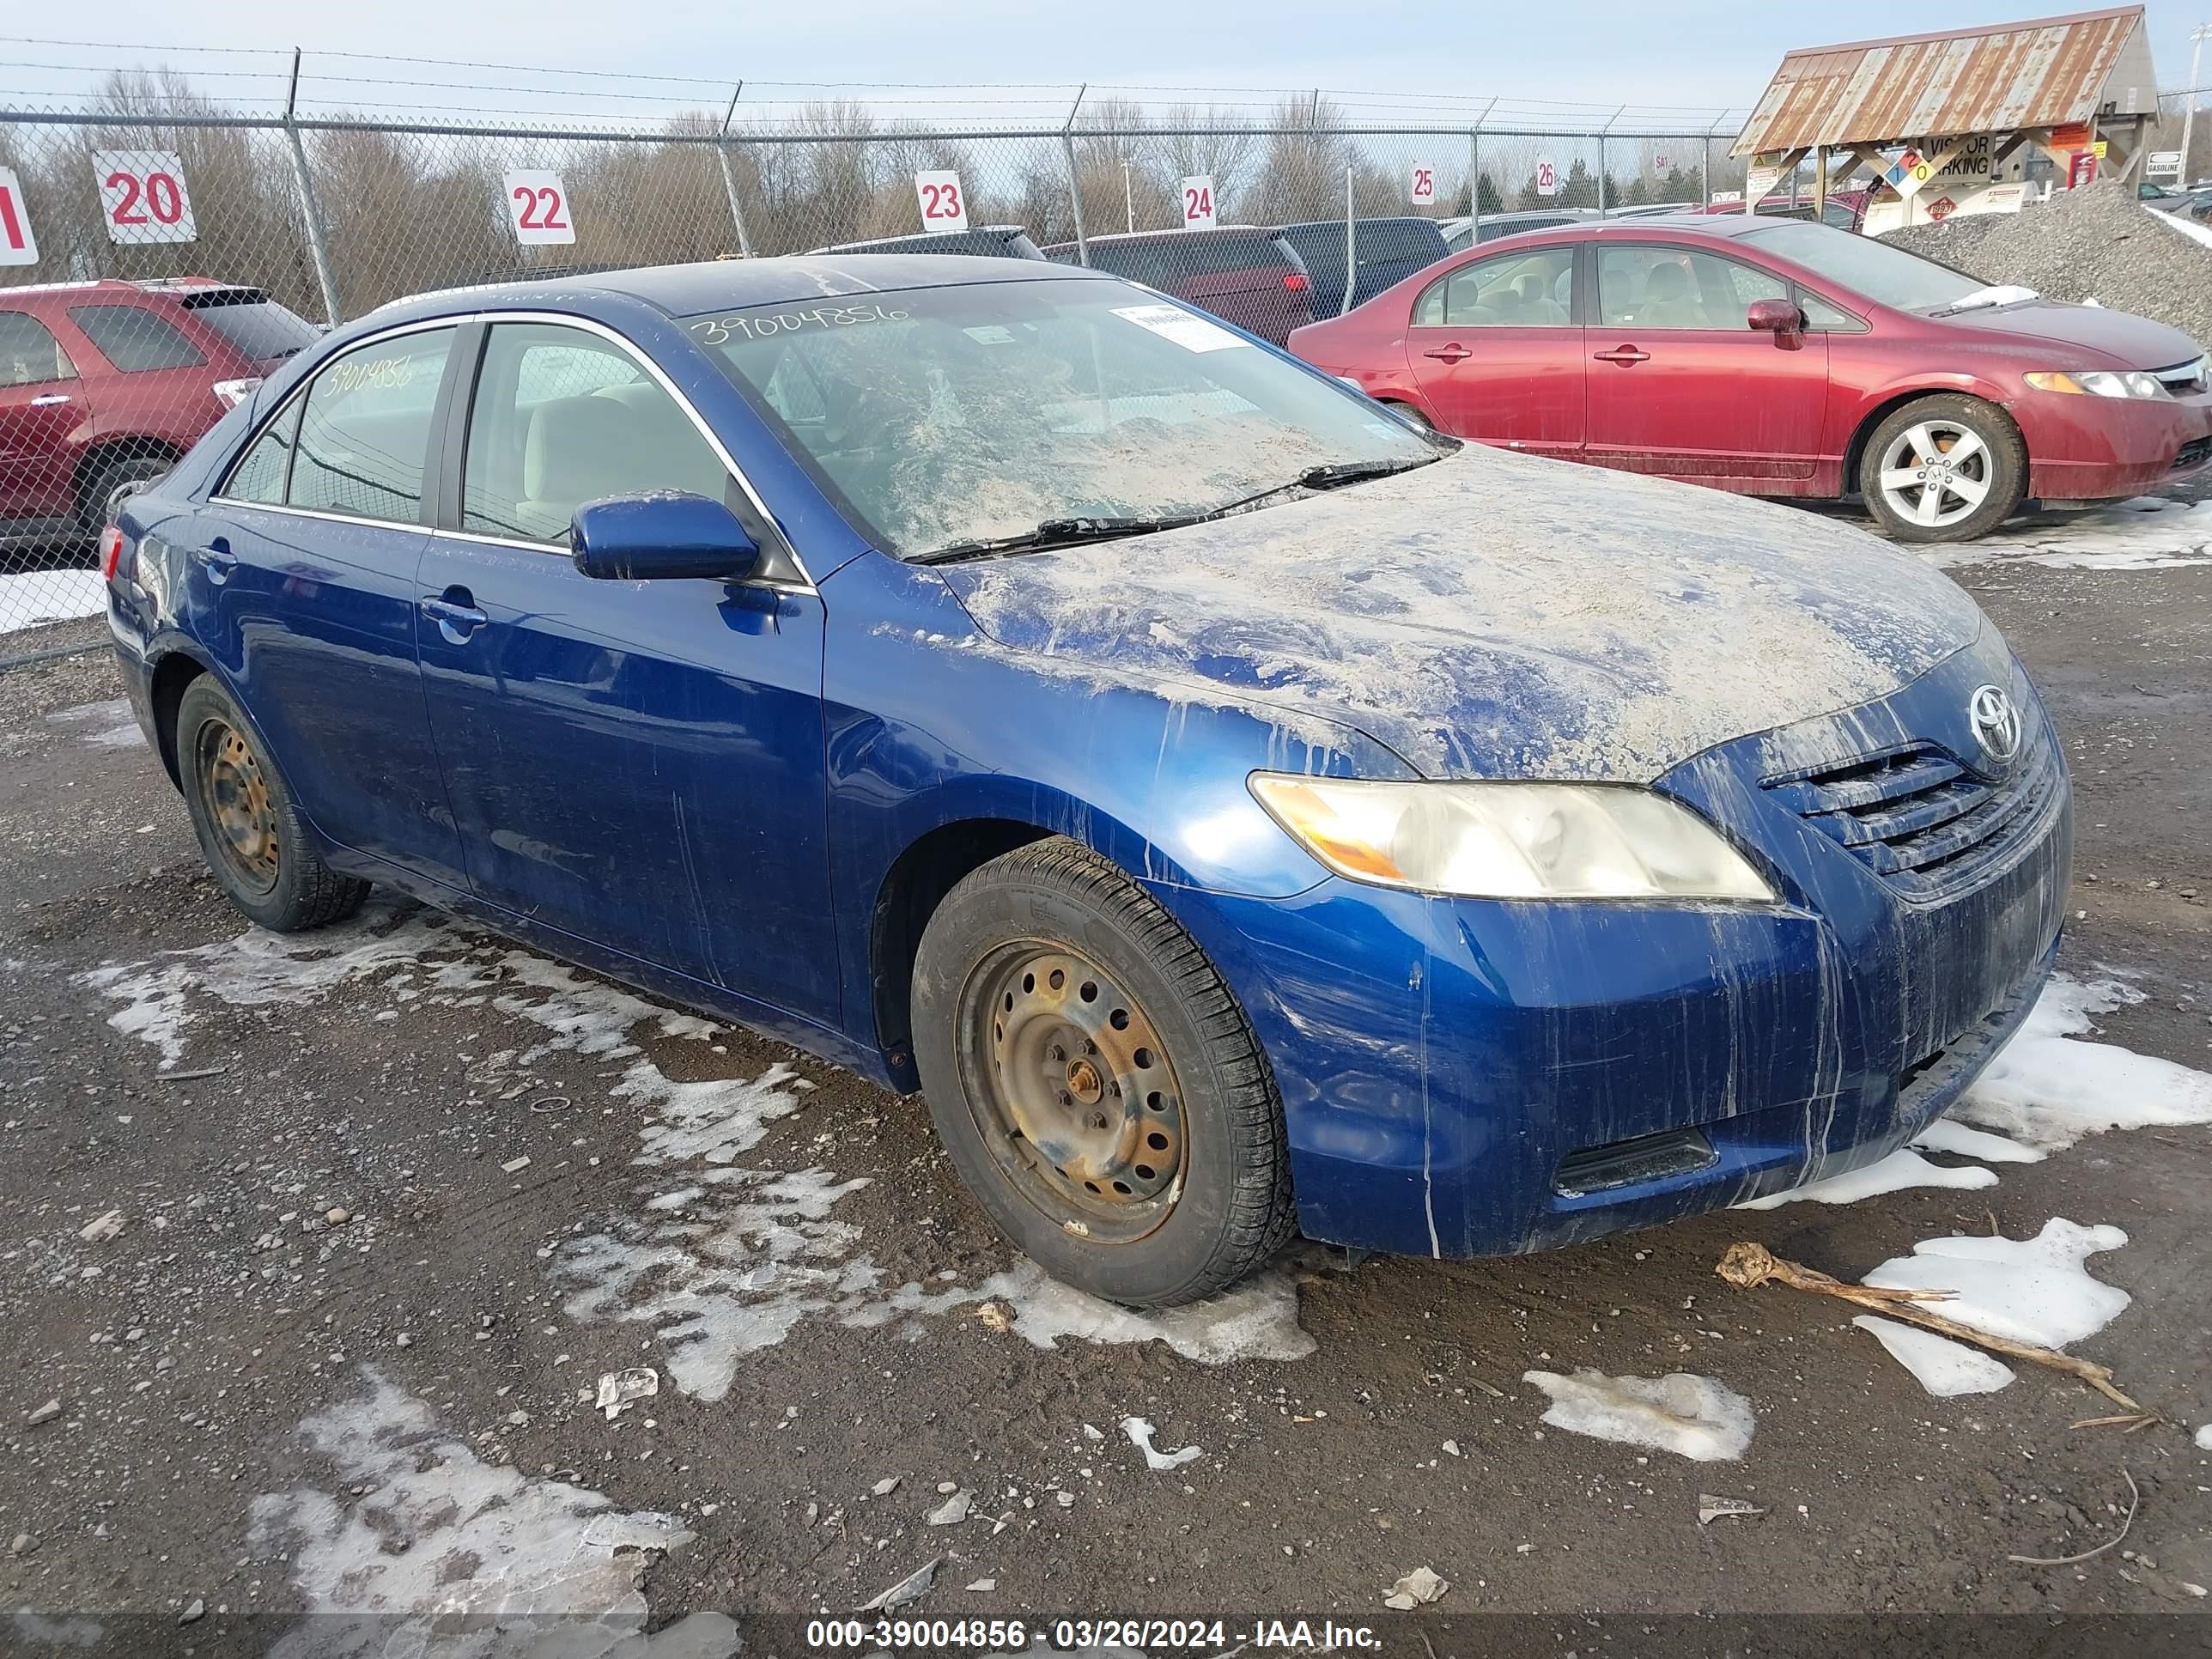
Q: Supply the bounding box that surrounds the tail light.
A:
[1283,272,1310,292]
[212,377,262,409]
[99,524,131,584]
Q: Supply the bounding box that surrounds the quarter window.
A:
[68,305,207,373]
[1797,292,1863,331]
[0,310,77,387]
[1598,246,1787,329]
[288,329,453,524]
[460,322,732,545]
[222,398,303,504]
[1413,248,1576,328]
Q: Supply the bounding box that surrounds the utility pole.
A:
[2184,23,2209,188]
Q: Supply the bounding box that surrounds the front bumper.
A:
[1154,633,2072,1259]
[2021,386,2212,500]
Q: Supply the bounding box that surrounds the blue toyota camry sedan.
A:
[102,255,2071,1307]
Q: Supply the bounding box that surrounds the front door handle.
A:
[1423,343,1472,363]
[421,589,488,643]
[191,538,237,583]
[28,392,71,408]
[1594,346,1651,366]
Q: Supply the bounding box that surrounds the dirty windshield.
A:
[688,277,1441,560]
[1740,219,1985,314]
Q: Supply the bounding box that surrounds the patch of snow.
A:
[1735,1146,1997,1210]
[1959,971,2212,1152]
[1851,1314,2016,1396]
[1120,1415,1203,1470]
[249,1370,737,1658]
[0,568,103,634]
[623,1058,803,1166]
[1863,1218,2130,1349]
[1928,497,2212,572]
[2148,204,2212,251]
[2196,1423,2212,1450]
[44,699,143,749]
[1521,1367,1755,1462]
[1909,1116,2046,1164]
[960,1256,1317,1364]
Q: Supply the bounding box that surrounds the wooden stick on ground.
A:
[1715,1242,2142,1412]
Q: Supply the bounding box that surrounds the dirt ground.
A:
[1,501,2209,1658]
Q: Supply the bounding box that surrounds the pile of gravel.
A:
[1880,179,2212,348]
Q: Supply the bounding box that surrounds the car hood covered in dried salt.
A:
[937,445,1988,783]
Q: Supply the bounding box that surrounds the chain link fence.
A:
[0,95,1756,647]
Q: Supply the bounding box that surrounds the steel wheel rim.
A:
[957,943,1188,1245]
[1876,420,1994,529]
[196,719,280,896]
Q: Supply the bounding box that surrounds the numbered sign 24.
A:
[1180,175,1217,231]
[93,150,196,246]
[502,170,575,246]
[915,171,968,233]
[1534,155,1559,198]
[1408,164,1437,207]
[0,166,38,266]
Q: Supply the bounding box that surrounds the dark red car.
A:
[1700,190,1870,232]
[2,277,319,547]
[1046,228,1316,346]
[1290,215,2210,541]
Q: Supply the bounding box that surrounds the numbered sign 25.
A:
[1408,164,1436,207]
[1534,155,1559,198]
[0,166,38,266]
[92,150,197,246]
[1180,174,1217,231]
[502,170,575,246]
[914,170,968,233]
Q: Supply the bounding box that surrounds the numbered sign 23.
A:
[502,170,575,246]
[914,171,968,232]
[0,166,38,266]
[1534,155,1559,198]
[1408,164,1436,207]
[1180,174,1217,231]
[93,150,197,245]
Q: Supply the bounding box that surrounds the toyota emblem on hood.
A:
[1969,684,2022,763]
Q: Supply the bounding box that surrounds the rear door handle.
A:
[1594,346,1650,366]
[420,590,488,642]
[191,538,237,583]
[1423,343,1472,363]
[28,393,71,408]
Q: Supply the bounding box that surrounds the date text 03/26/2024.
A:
[804,1618,1384,1650]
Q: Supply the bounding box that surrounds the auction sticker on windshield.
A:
[1113,303,1247,353]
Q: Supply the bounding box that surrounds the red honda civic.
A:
[1289,215,2210,542]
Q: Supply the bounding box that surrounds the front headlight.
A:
[2024,369,2168,399]
[1247,775,1777,902]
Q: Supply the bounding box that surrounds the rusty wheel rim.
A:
[960,944,1188,1245]
[196,719,280,896]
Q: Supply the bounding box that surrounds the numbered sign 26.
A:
[1180,174,1217,231]
[0,166,38,266]
[1534,155,1559,198]
[915,171,968,233]
[1408,164,1437,207]
[93,150,196,245]
[502,170,575,246]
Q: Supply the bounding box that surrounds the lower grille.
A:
[1763,734,2060,901]
[2173,436,2210,471]
[1554,1127,1717,1196]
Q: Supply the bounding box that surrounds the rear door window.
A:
[0,309,79,386]
[287,327,454,524]
[67,305,207,372]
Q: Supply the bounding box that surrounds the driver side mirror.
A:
[571,492,762,582]
[1747,298,1803,335]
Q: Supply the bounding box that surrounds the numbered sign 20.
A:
[915,171,968,233]
[1534,155,1559,198]
[0,166,38,266]
[1180,174,1217,231]
[1408,164,1437,207]
[502,170,575,246]
[93,150,196,246]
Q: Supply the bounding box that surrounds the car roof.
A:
[1053,227,1288,249]
[816,226,1033,252]
[1276,216,1439,231]
[368,253,1111,326]
[1,276,250,302]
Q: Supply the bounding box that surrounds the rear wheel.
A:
[176,678,368,933]
[1858,395,2025,543]
[911,836,1296,1307]
[76,452,171,533]
[1382,401,1433,431]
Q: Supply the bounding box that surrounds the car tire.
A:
[1858,395,2026,544]
[176,678,369,933]
[77,453,171,533]
[911,836,1296,1308]
[1382,401,1432,431]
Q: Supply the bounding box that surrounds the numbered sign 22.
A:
[1408,164,1437,207]
[1180,174,1217,231]
[93,150,196,246]
[0,166,38,266]
[502,170,575,246]
[915,171,968,233]
[1534,155,1559,198]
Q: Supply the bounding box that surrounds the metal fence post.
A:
[282,50,343,328]
[715,83,755,258]
[1341,165,1356,317]
[1062,82,1091,265]
[1468,128,1480,233]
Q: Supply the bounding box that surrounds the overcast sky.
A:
[27,1,2212,118]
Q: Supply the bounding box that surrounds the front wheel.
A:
[1858,395,2026,543]
[911,837,1295,1307]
